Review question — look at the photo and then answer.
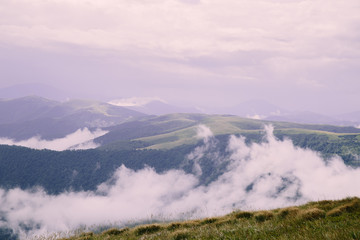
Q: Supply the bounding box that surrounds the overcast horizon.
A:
[0,0,359,115]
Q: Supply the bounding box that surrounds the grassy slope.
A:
[59,197,360,240]
[96,114,360,166]
[131,114,360,150]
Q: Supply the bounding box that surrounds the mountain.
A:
[0,96,147,140]
[108,98,201,115]
[265,111,360,126]
[265,111,339,125]
[336,111,360,125]
[0,83,69,101]
[217,99,289,119]
[220,99,359,126]
[91,113,360,168]
[1,114,360,195]
[0,96,58,124]
[217,100,360,126]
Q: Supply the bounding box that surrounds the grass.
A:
[54,197,360,240]
[136,126,198,149]
[130,115,360,150]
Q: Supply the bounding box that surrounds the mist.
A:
[0,128,108,151]
[1,125,360,239]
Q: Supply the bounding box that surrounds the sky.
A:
[0,0,360,114]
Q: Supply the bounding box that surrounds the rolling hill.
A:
[93,113,360,165]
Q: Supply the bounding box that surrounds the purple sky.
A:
[0,0,359,114]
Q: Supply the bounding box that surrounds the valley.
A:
[0,96,360,239]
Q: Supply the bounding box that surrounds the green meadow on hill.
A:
[97,114,360,165]
[1,114,360,195]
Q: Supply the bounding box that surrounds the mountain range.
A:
[1,95,360,239]
[1,95,360,145]
[1,83,360,126]
[0,96,146,140]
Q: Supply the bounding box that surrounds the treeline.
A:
[0,144,193,194]
[275,133,360,165]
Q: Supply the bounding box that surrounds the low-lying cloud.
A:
[0,128,108,151]
[108,97,166,107]
[1,125,360,239]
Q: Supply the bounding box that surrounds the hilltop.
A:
[56,197,360,240]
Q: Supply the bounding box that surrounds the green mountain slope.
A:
[98,114,360,149]
[95,114,360,165]
[59,197,360,240]
[1,113,359,195]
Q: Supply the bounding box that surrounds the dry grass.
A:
[298,208,326,220]
[48,197,360,240]
[277,206,300,219]
[254,211,274,222]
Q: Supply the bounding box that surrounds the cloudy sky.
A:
[0,0,359,114]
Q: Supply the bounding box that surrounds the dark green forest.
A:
[0,145,191,194]
[0,131,359,195]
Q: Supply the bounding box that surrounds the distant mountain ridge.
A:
[217,99,360,126]
[0,96,147,140]
[221,99,289,118]
[1,82,359,126]
[108,97,201,115]
[0,83,69,101]
[1,95,360,142]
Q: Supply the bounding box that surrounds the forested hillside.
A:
[0,121,359,194]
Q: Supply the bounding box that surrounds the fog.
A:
[108,97,166,107]
[0,128,108,151]
[1,125,360,239]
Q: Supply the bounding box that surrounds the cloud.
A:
[0,128,108,151]
[195,124,213,142]
[246,114,265,120]
[108,97,166,107]
[1,0,359,58]
[0,0,359,115]
[0,168,198,239]
[1,124,360,239]
[187,124,218,176]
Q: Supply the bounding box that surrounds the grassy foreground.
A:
[58,197,360,240]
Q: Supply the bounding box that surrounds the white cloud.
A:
[187,125,217,176]
[195,124,213,142]
[108,97,165,107]
[246,114,265,120]
[0,0,359,114]
[1,125,360,239]
[0,128,108,151]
